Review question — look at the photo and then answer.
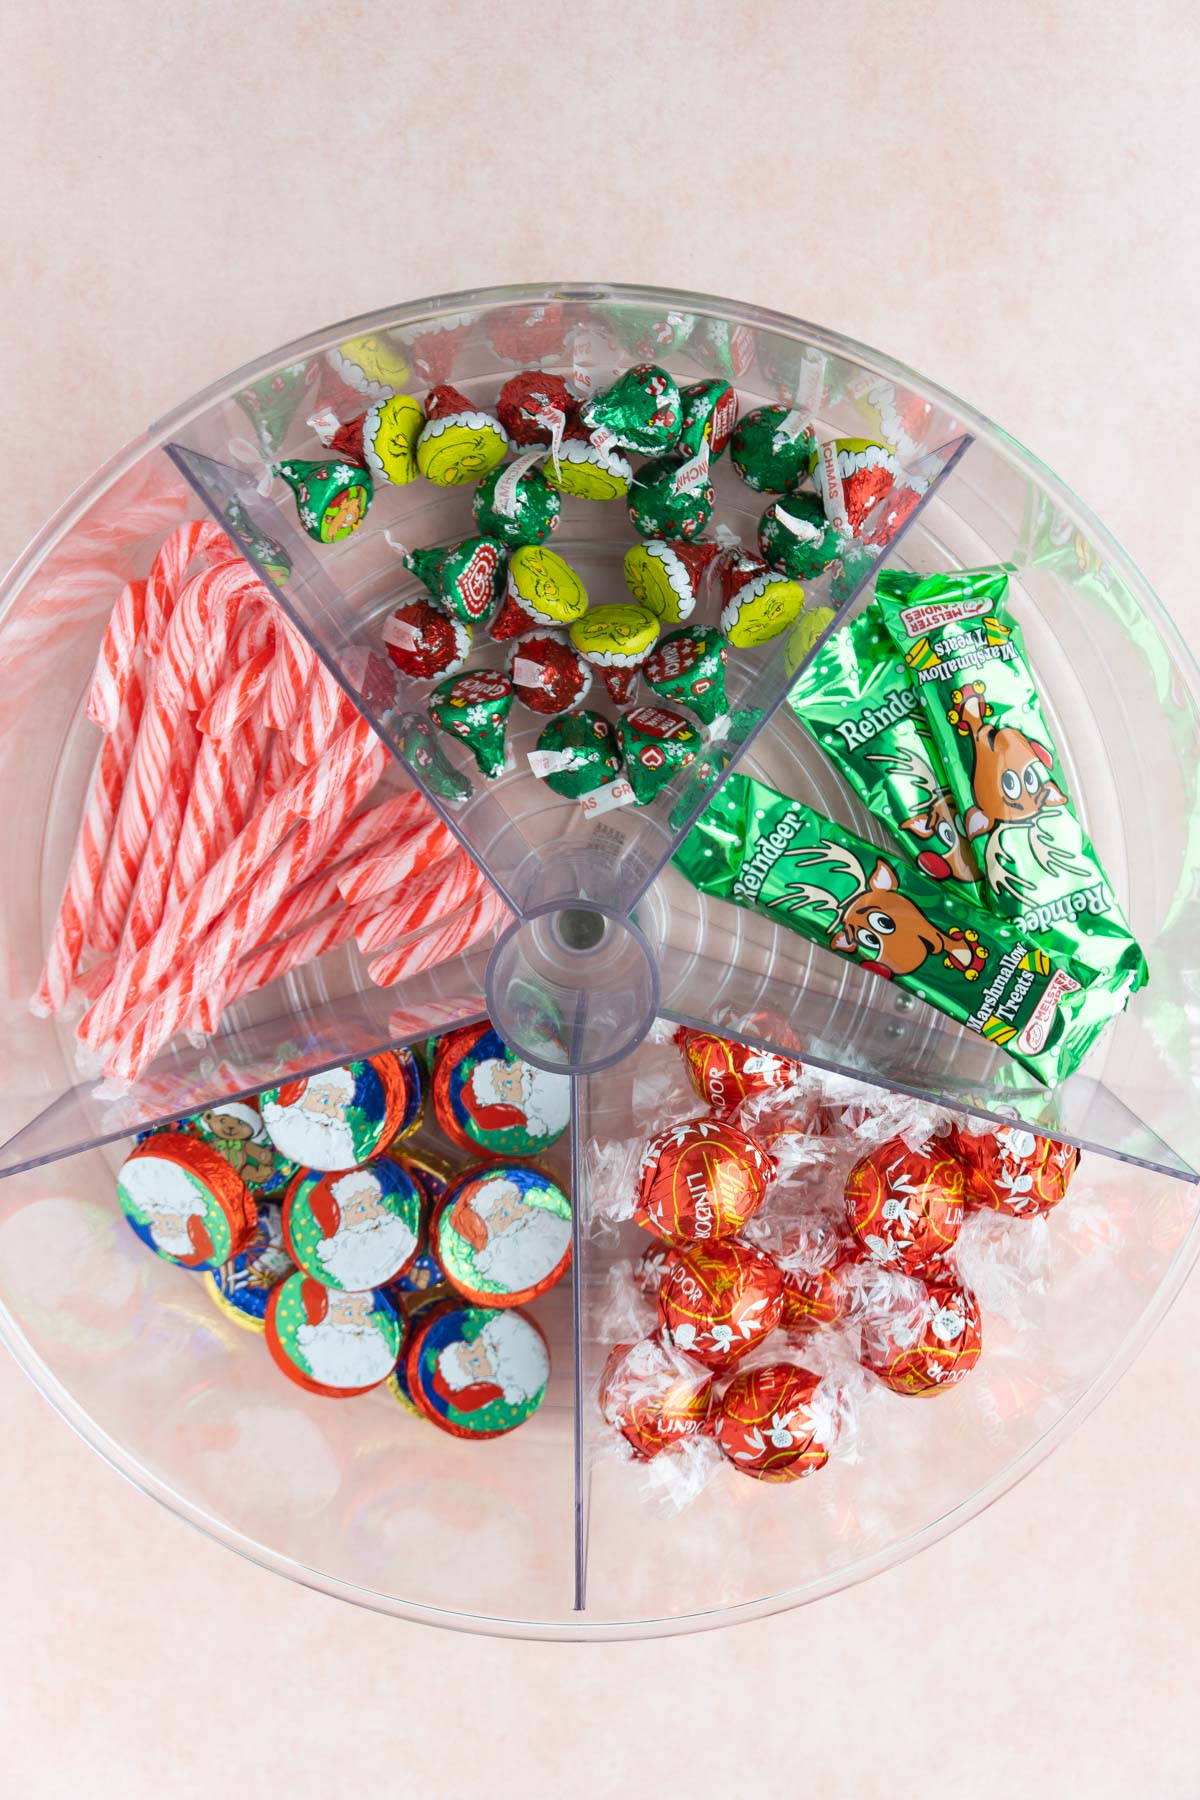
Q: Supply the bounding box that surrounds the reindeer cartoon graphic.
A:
[776,840,989,980]
[865,737,981,885]
[948,680,1067,841]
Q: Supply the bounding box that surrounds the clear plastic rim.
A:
[3,280,1198,1637]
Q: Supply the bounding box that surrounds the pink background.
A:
[2,2,1198,1792]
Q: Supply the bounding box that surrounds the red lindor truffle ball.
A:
[952,1124,1080,1218]
[675,1028,801,1118]
[636,1118,775,1245]
[780,1253,856,1335]
[637,1240,683,1301]
[860,1275,982,1396]
[658,1239,784,1369]
[599,1336,714,1460]
[713,1361,830,1482]
[844,1133,964,1273]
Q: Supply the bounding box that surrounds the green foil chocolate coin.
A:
[758,492,842,582]
[581,362,683,456]
[619,704,701,805]
[435,1165,572,1306]
[627,460,715,542]
[429,667,514,780]
[643,625,729,726]
[535,710,622,797]
[730,406,818,494]
[473,453,562,546]
[405,535,506,626]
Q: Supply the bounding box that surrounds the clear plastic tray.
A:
[0,283,1196,1638]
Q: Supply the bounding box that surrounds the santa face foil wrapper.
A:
[658,1239,784,1369]
[283,1156,424,1292]
[874,564,1148,995]
[952,1122,1080,1217]
[713,1361,830,1482]
[673,773,1136,1086]
[636,1117,774,1243]
[844,1133,964,1272]
[599,1335,714,1460]
[789,603,982,895]
[860,1274,982,1396]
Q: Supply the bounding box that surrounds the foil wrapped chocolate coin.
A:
[184,1098,293,1193]
[260,1052,415,1172]
[844,1133,965,1272]
[273,457,371,543]
[406,1298,550,1438]
[636,1116,774,1243]
[473,454,561,547]
[677,379,739,461]
[713,1362,830,1482]
[435,1165,572,1307]
[431,1022,571,1158]
[429,667,514,780]
[581,362,682,456]
[496,371,577,446]
[386,1288,446,1418]
[416,383,509,486]
[509,629,592,715]
[623,539,720,624]
[730,406,818,493]
[542,434,633,502]
[266,1274,402,1398]
[312,392,424,487]
[283,1155,425,1291]
[534,710,622,798]
[382,598,471,681]
[658,1239,784,1369]
[618,704,700,804]
[504,544,589,629]
[643,625,729,726]
[675,1028,800,1116]
[405,535,506,626]
[599,1335,714,1460]
[204,1200,295,1331]
[117,1132,258,1271]
[718,551,806,648]
[759,493,842,582]
[860,1274,982,1396]
[627,459,715,541]
[953,1124,1080,1218]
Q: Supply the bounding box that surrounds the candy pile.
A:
[115,1023,572,1438]
[262,353,928,808]
[597,1027,1080,1491]
[677,563,1147,1087]
[34,520,501,1081]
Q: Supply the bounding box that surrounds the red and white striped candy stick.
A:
[80,717,385,1045]
[120,710,201,952]
[263,617,315,731]
[290,660,355,765]
[335,821,455,907]
[352,850,478,953]
[32,660,147,1014]
[211,890,391,1018]
[90,558,244,948]
[143,520,233,655]
[105,744,387,1076]
[86,578,146,734]
[366,886,510,988]
[198,640,274,737]
[169,704,269,906]
[260,729,298,801]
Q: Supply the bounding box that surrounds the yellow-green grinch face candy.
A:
[784,604,836,674]
[569,603,659,668]
[542,438,632,502]
[368,393,424,486]
[508,545,588,625]
[334,332,411,394]
[623,539,719,624]
[719,554,806,648]
[417,383,508,487]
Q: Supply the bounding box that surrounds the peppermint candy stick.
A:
[120,711,200,952]
[143,520,233,655]
[32,659,147,1014]
[79,715,383,1044]
[290,660,353,764]
[352,850,478,953]
[366,886,510,988]
[86,578,146,734]
[104,744,387,1075]
[263,618,315,731]
[334,822,455,907]
[212,891,393,1018]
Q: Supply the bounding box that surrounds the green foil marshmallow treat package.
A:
[2,284,1198,1641]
